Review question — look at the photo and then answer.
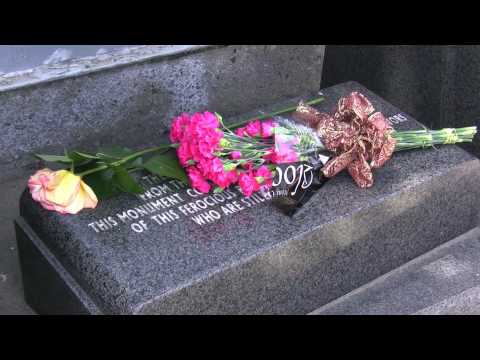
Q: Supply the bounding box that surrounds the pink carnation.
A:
[235,127,247,137]
[196,157,224,180]
[196,119,223,158]
[255,165,273,189]
[171,110,278,194]
[211,169,238,189]
[189,141,203,163]
[238,172,260,197]
[227,169,239,183]
[261,119,277,138]
[209,157,225,175]
[188,112,220,138]
[177,141,193,166]
[231,151,242,160]
[187,167,211,193]
[170,113,191,143]
[245,120,262,137]
[201,111,220,129]
[207,158,234,189]
[241,161,254,171]
[271,136,300,164]
[198,137,218,159]
[212,172,230,189]
[272,147,299,164]
[262,148,276,162]
[196,158,209,178]
[173,111,225,166]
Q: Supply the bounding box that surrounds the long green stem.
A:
[112,144,172,166]
[77,165,109,178]
[226,96,325,130]
[77,144,173,177]
[392,127,477,151]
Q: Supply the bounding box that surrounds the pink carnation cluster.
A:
[235,119,300,164]
[237,165,275,196]
[170,112,275,196]
[234,119,276,138]
[269,134,301,164]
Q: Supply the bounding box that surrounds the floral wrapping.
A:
[293,92,397,188]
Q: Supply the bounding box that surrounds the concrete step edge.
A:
[0,45,217,93]
[309,226,480,315]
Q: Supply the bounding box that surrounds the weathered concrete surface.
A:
[0,46,212,92]
[0,45,134,74]
[0,45,325,184]
[311,227,480,315]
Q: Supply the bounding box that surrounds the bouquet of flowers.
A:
[28,92,477,214]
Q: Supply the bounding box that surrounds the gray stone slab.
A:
[17,81,480,314]
[310,227,480,315]
[322,46,445,129]
[0,45,325,183]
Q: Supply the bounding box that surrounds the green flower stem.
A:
[226,96,325,130]
[392,127,477,151]
[77,164,109,178]
[76,144,174,178]
[112,144,173,166]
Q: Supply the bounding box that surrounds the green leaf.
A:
[125,156,143,170]
[96,146,145,168]
[71,151,100,160]
[66,151,97,167]
[83,168,120,200]
[112,166,144,194]
[35,154,72,163]
[143,150,188,183]
[213,186,224,193]
[97,146,135,161]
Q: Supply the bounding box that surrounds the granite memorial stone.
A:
[15,81,480,314]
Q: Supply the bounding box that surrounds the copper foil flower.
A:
[293,92,396,188]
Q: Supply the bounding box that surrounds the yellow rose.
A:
[28,169,98,214]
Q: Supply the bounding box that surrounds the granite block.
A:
[15,218,101,314]
[0,45,325,183]
[322,45,480,157]
[17,81,480,314]
[323,46,445,129]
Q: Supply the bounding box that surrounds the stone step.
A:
[310,227,480,315]
[15,81,480,314]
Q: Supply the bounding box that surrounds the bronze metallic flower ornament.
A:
[294,92,397,188]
